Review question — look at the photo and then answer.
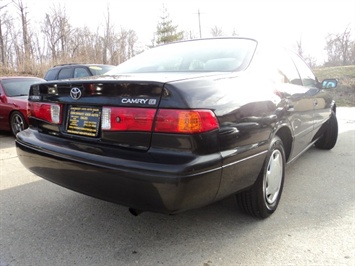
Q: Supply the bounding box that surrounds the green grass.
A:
[313,65,355,106]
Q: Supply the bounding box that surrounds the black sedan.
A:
[16,38,338,218]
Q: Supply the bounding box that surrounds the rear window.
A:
[89,65,115,75]
[44,69,59,81]
[107,38,257,74]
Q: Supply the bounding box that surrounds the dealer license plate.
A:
[66,106,101,137]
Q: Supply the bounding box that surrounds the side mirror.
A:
[321,79,338,89]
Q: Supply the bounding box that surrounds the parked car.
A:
[44,64,115,81]
[0,76,45,135]
[16,38,338,218]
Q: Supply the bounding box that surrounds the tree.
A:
[231,28,239,36]
[112,27,138,65]
[155,5,183,45]
[41,4,72,64]
[295,37,304,58]
[12,0,32,73]
[294,37,318,68]
[0,1,11,68]
[325,25,354,66]
[102,4,113,64]
[210,25,224,37]
[304,54,317,69]
[350,41,355,65]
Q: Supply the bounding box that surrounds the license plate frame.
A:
[66,106,101,137]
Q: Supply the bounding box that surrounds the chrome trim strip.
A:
[287,138,319,164]
[293,126,313,138]
[222,150,268,169]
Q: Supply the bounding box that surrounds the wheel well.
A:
[9,110,19,123]
[8,110,15,124]
[275,127,292,162]
[8,110,26,125]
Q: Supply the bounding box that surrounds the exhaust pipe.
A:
[129,208,143,216]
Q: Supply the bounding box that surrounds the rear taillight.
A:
[29,102,62,124]
[101,107,219,134]
[154,109,219,133]
[102,107,156,131]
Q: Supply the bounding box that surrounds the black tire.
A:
[315,111,338,150]
[10,111,28,136]
[236,136,286,218]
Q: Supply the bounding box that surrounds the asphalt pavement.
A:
[0,107,354,266]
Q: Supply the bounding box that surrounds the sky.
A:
[7,0,355,63]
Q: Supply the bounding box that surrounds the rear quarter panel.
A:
[166,73,281,198]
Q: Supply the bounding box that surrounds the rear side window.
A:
[276,50,302,85]
[289,53,317,87]
[58,68,74,80]
[44,69,59,81]
[254,47,302,86]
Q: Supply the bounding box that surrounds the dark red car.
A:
[0,76,45,135]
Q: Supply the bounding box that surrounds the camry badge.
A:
[70,87,82,100]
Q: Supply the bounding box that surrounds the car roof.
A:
[50,63,115,68]
[0,76,44,80]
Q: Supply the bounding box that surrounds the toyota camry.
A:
[16,38,338,218]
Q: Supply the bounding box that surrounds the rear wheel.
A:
[315,111,338,150]
[236,136,286,218]
[10,111,28,136]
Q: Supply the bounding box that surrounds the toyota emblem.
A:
[70,87,82,100]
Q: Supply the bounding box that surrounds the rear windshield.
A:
[107,38,257,74]
[1,78,44,97]
[89,65,115,75]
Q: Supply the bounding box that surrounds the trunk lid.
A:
[28,73,222,150]
[29,78,165,150]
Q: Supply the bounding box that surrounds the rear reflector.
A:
[154,109,219,133]
[29,102,62,124]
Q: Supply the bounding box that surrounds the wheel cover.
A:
[264,149,283,205]
[11,114,25,134]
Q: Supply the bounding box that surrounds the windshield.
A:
[107,38,257,74]
[1,78,44,97]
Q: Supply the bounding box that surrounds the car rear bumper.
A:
[16,129,223,214]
